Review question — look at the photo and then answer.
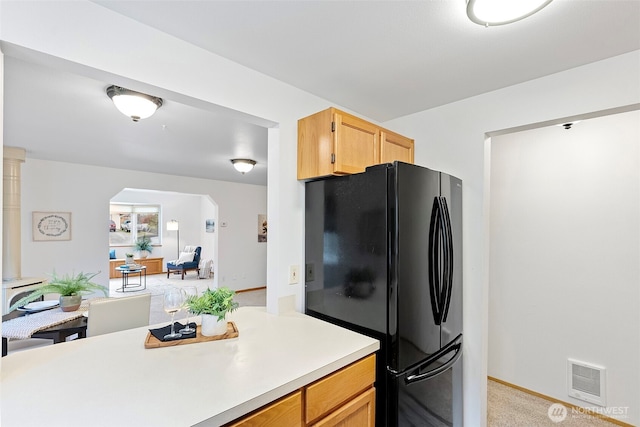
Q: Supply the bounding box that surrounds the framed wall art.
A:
[32,211,72,241]
[258,214,267,242]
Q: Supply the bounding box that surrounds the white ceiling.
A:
[3,1,639,186]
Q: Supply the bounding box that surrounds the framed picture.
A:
[258,214,267,242]
[32,211,72,241]
[205,219,215,233]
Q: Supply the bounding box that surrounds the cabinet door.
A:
[380,130,414,164]
[305,354,376,424]
[333,111,379,174]
[310,388,375,427]
[227,391,302,427]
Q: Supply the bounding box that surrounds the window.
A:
[109,204,160,247]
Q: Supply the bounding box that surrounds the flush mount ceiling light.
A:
[558,121,580,130]
[467,0,553,26]
[106,85,163,122]
[231,159,257,174]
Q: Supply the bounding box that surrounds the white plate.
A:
[23,300,59,310]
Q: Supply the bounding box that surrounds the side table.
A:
[115,266,147,293]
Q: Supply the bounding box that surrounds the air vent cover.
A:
[567,359,606,406]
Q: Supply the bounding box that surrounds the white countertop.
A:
[0,306,379,427]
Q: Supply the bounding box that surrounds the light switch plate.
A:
[289,265,299,284]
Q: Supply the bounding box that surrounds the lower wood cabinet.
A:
[226,354,376,427]
[226,391,302,427]
[109,257,164,278]
[310,388,375,427]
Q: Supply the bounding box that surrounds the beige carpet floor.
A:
[488,379,621,426]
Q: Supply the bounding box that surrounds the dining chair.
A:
[87,293,151,337]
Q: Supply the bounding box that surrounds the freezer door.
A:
[304,165,389,333]
[390,350,463,427]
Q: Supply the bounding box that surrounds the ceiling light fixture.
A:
[558,121,580,130]
[231,159,256,174]
[466,0,553,27]
[106,85,163,122]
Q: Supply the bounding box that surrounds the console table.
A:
[109,257,163,278]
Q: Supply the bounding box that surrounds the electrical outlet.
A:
[289,265,299,285]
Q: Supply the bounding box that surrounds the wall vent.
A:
[567,359,606,406]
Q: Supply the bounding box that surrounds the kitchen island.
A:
[0,306,379,427]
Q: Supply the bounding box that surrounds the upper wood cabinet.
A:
[297,107,414,180]
[380,129,414,164]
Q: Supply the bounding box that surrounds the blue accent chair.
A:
[166,246,201,280]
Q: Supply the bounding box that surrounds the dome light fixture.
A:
[106,85,163,122]
[466,0,553,27]
[231,159,256,174]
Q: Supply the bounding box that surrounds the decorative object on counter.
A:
[149,322,196,342]
[145,321,238,349]
[185,287,239,337]
[134,235,152,258]
[163,287,184,340]
[8,271,107,313]
[179,286,198,334]
[125,253,135,264]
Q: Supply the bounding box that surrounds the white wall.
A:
[1,2,639,425]
[20,159,266,292]
[489,110,639,424]
[384,51,640,426]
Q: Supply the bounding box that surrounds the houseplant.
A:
[9,271,108,312]
[134,235,153,258]
[185,287,239,336]
[125,253,135,264]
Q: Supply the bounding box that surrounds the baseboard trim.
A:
[236,286,266,294]
[488,376,633,427]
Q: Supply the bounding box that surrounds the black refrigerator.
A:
[305,161,463,427]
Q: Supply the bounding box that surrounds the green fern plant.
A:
[134,236,153,253]
[9,271,107,312]
[185,287,239,321]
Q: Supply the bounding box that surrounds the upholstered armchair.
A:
[166,246,201,280]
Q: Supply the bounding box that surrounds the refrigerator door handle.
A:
[440,197,454,323]
[403,334,463,385]
[428,197,442,324]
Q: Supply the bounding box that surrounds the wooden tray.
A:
[144,321,239,349]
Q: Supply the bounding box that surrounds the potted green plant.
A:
[185,287,239,336]
[125,253,135,264]
[134,236,153,258]
[9,271,108,312]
